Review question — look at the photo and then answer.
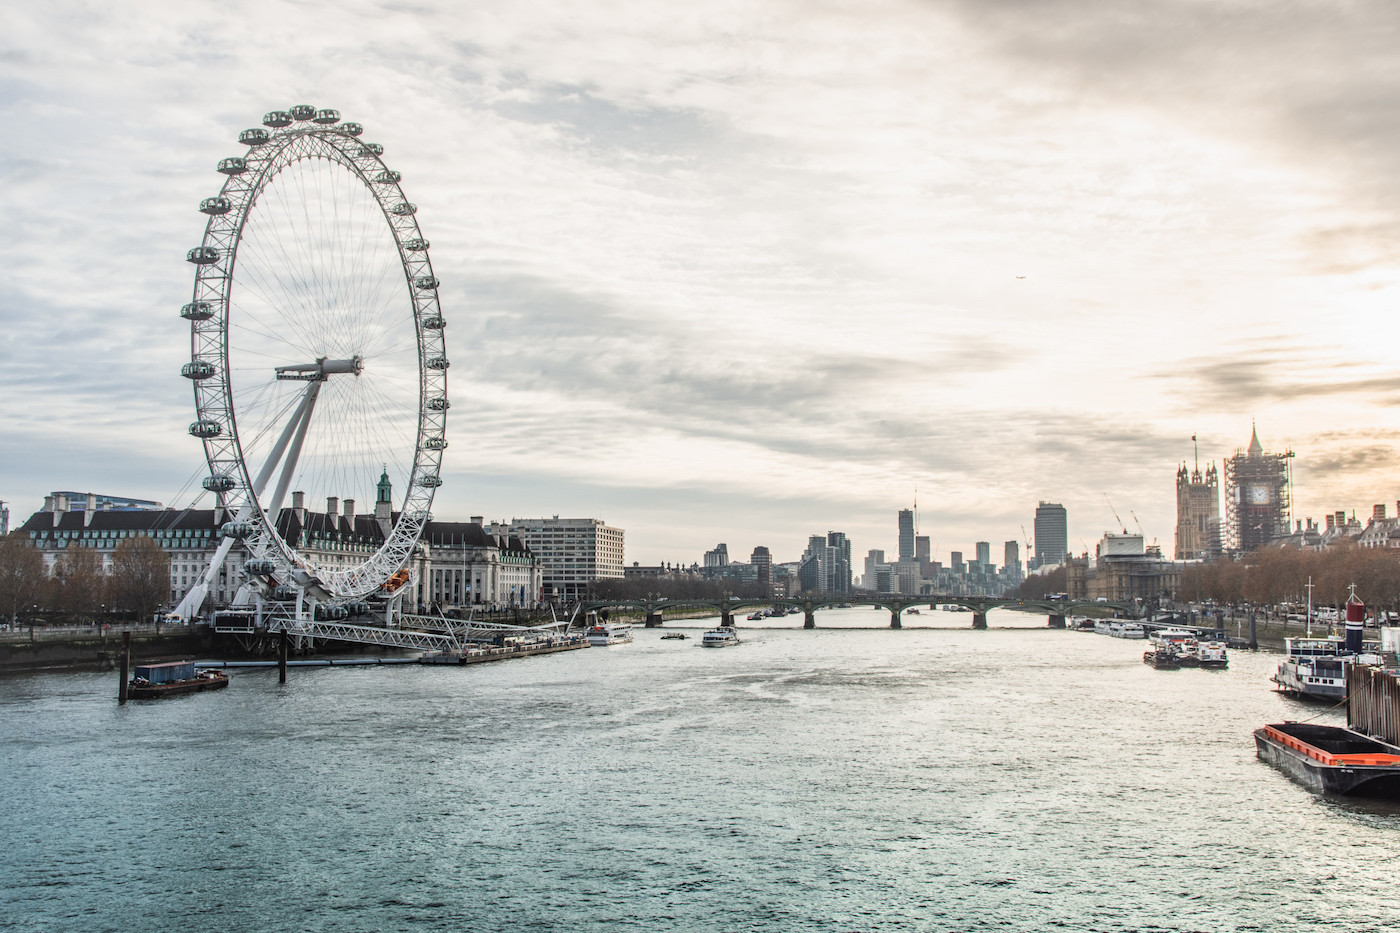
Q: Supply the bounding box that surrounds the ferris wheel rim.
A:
[182,108,448,601]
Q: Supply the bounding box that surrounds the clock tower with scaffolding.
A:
[1223,423,1293,554]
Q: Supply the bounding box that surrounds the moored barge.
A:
[128,661,229,699]
[1254,721,1400,797]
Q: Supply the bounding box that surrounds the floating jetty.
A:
[196,634,589,670]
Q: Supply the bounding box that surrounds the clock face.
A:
[1249,485,1271,505]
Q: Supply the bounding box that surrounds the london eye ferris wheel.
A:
[177,104,448,617]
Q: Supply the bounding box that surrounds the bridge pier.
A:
[722,611,733,627]
[1047,613,1065,629]
[890,609,902,629]
[972,611,987,630]
[645,610,662,627]
[803,609,815,629]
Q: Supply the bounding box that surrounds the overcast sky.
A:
[4,0,1400,567]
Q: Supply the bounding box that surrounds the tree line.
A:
[0,533,171,627]
[1178,543,1400,610]
[1009,543,1400,610]
[589,576,772,601]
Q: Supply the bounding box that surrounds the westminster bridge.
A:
[577,595,1139,630]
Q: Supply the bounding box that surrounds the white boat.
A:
[1272,636,1380,700]
[1094,619,1114,635]
[585,623,633,646]
[1111,622,1146,639]
[701,626,740,648]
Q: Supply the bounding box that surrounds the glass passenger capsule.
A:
[363,142,384,156]
[202,474,236,492]
[288,104,317,122]
[414,274,438,289]
[403,238,429,251]
[199,196,232,215]
[189,419,223,439]
[426,396,450,411]
[239,128,270,145]
[186,246,220,264]
[424,436,448,450]
[182,360,217,380]
[419,474,443,488]
[391,201,417,216]
[421,315,445,330]
[313,108,341,124]
[425,355,449,370]
[221,521,254,539]
[339,122,363,137]
[271,585,298,600]
[180,301,215,321]
[375,170,401,184]
[244,558,276,575]
[263,110,293,128]
[217,157,247,175]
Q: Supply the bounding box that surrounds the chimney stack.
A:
[1326,514,1336,531]
[1375,504,1387,522]
[343,499,355,522]
[84,492,96,528]
[327,496,338,518]
[471,515,483,525]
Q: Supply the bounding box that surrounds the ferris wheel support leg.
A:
[177,381,325,623]
[266,381,322,519]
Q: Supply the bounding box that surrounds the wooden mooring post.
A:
[278,629,289,684]
[1348,665,1400,745]
[117,631,130,705]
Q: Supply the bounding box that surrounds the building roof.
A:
[1247,423,1263,457]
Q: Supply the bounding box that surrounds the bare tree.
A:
[110,536,170,623]
[0,532,47,628]
[51,545,106,621]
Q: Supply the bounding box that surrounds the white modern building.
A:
[504,517,625,602]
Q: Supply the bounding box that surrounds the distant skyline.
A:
[4,1,1400,566]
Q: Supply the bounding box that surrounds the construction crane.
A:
[1021,524,1033,570]
[1129,510,1145,537]
[1103,493,1128,535]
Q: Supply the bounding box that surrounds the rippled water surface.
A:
[3,609,1399,932]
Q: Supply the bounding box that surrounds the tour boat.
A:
[701,626,740,648]
[660,632,688,640]
[1272,636,1380,701]
[1255,722,1400,797]
[128,661,228,699]
[1196,640,1229,669]
[585,623,633,647]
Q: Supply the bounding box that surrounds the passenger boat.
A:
[1255,722,1400,797]
[585,623,633,646]
[1196,640,1229,669]
[660,632,688,640]
[128,661,228,699]
[747,611,765,621]
[701,626,740,648]
[1272,637,1381,700]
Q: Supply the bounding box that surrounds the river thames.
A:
[2,609,1398,931]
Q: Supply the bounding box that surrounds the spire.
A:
[376,465,393,504]
[1247,421,1263,457]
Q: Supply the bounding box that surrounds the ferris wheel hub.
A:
[274,355,364,381]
